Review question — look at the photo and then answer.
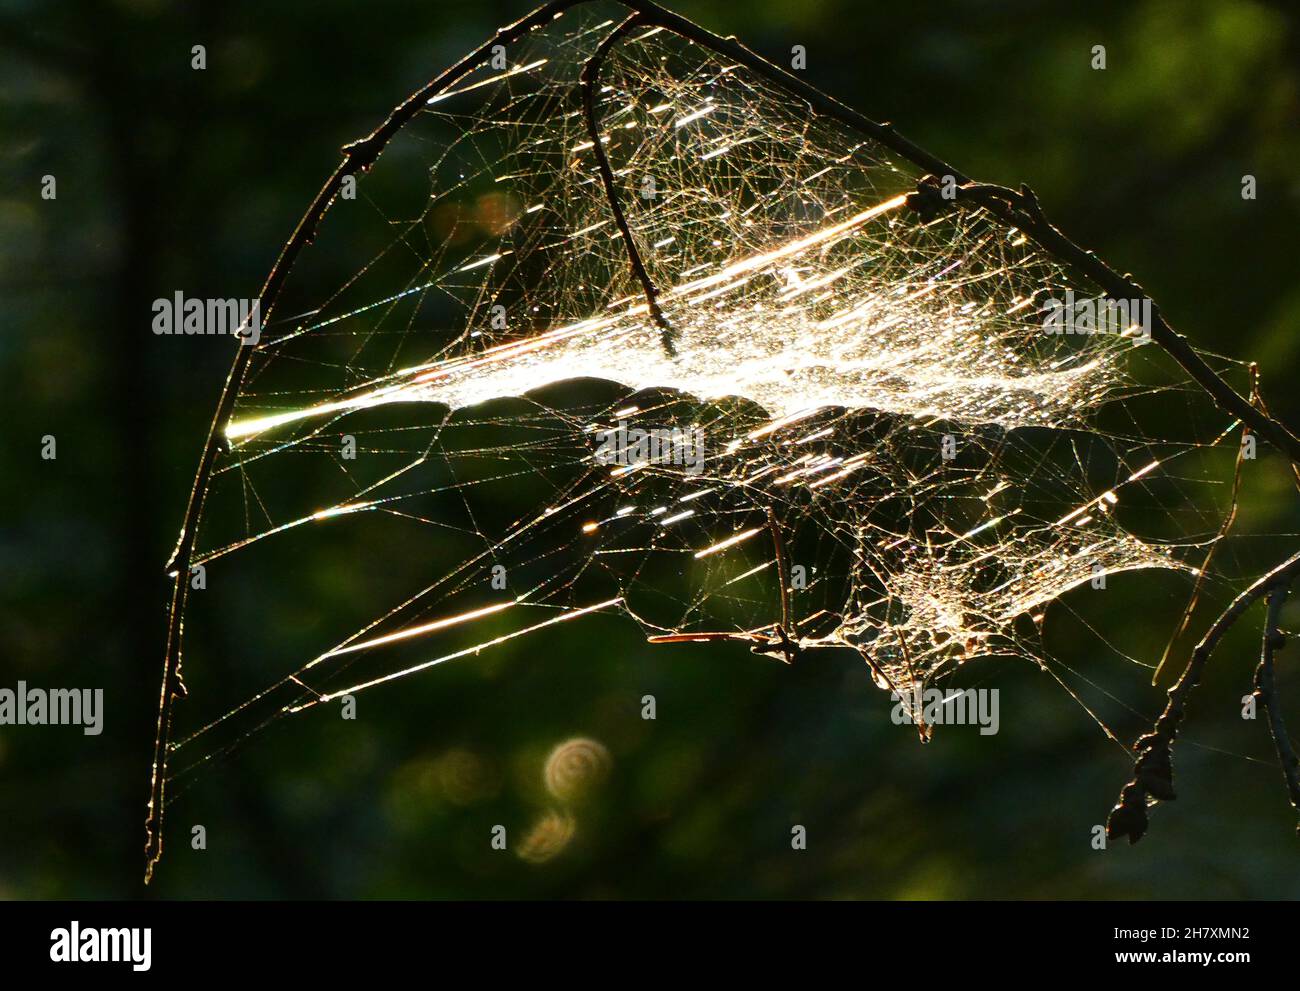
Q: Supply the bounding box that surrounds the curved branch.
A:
[1108,549,1300,843]
[146,0,592,883]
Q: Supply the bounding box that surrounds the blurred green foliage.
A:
[2,0,1299,898]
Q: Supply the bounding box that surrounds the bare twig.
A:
[580,13,679,357]
[764,506,799,665]
[928,179,1300,465]
[1107,549,1300,843]
[767,507,792,636]
[1255,586,1300,833]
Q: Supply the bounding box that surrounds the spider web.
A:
[160,3,1240,818]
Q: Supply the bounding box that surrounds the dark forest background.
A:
[2,0,1300,898]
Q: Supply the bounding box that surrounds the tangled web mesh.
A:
[169,2,1237,789]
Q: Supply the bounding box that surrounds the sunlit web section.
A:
[169,1,1234,792]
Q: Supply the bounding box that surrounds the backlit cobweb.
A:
[167,2,1234,791]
